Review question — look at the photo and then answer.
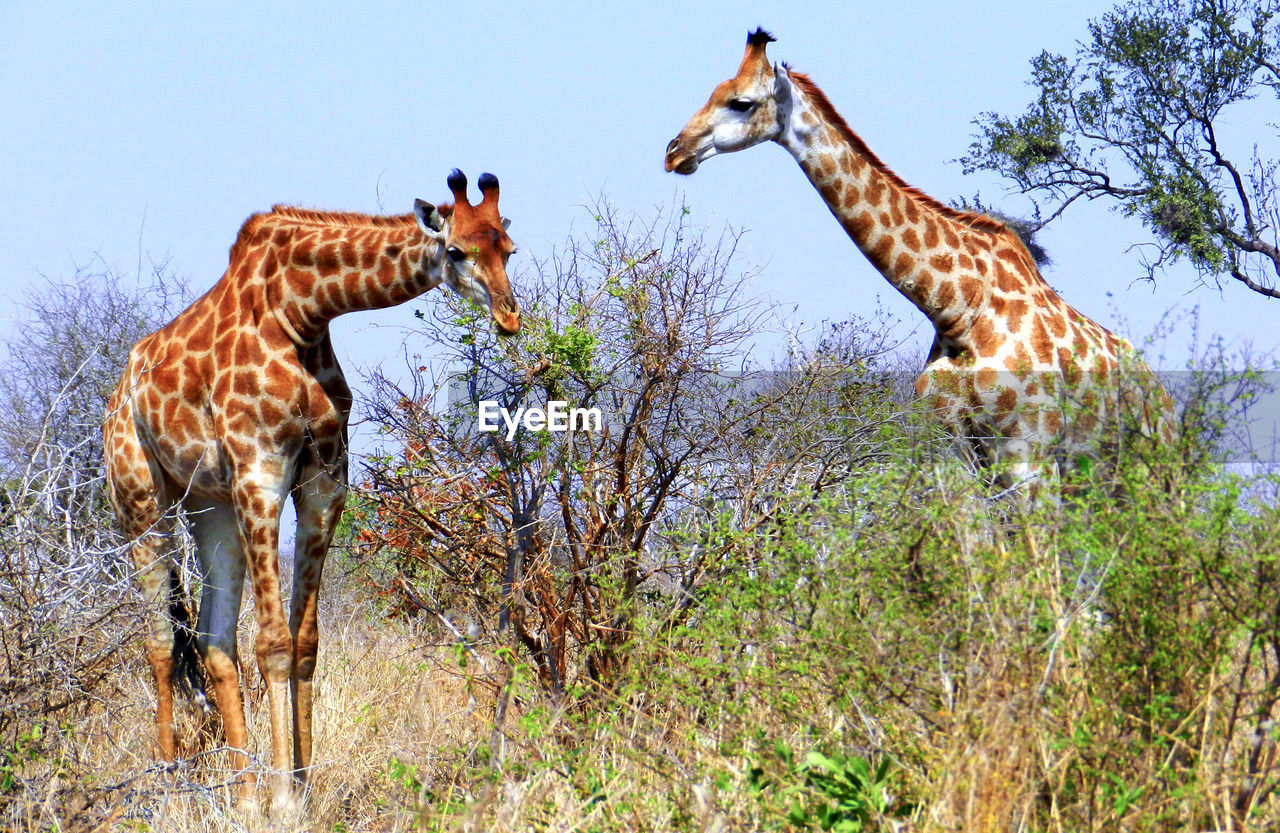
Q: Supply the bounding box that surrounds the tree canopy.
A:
[963,0,1280,299]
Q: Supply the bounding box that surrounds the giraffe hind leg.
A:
[128,524,182,761]
[105,428,190,759]
[112,507,217,759]
[122,503,216,757]
[185,495,258,804]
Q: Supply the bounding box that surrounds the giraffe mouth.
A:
[493,312,521,337]
[665,138,700,175]
[671,157,699,175]
[491,295,521,336]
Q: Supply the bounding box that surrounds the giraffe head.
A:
[414,169,521,335]
[664,28,789,175]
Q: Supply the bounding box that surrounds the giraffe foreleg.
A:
[228,463,296,817]
[289,458,347,785]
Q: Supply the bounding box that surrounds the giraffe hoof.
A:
[233,796,265,831]
[271,786,305,827]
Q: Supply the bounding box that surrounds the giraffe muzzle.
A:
[664,138,699,175]
[495,312,520,336]
[492,296,521,336]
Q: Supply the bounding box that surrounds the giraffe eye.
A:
[727,97,755,113]
[447,246,466,263]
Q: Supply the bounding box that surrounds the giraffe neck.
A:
[775,71,1011,338]
[254,209,444,345]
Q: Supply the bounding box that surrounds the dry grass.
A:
[1,563,486,832]
[4,566,747,832]
[6,469,1280,832]
[6,570,1280,832]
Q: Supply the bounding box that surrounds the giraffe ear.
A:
[772,65,792,104]
[413,198,445,234]
[768,66,788,113]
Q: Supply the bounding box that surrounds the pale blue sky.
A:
[3,1,1274,410]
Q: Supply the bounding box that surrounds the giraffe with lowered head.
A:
[103,169,519,815]
[665,29,1170,489]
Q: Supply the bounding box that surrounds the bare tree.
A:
[0,261,191,825]
[353,199,906,704]
[0,260,190,536]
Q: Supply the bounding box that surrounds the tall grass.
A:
[5,363,1279,831]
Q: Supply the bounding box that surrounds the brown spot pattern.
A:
[842,212,875,241]
[1030,317,1053,363]
[864,178,885,207]
[868,236,895,271]
[1005,299,1029,333]
[923,218,939,249]
[933,281,956,309]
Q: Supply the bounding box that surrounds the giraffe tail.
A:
[167,569,211,713]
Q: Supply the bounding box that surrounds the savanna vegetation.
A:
[0,190,1276,833]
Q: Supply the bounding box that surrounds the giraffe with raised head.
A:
[665,29,1169,489]
[103,169,520,815]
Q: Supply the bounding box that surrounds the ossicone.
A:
[747,27,776,47]
[477,172,500,209]
[446,169,468,198]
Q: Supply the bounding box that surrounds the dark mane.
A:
[786,70,1010,238]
